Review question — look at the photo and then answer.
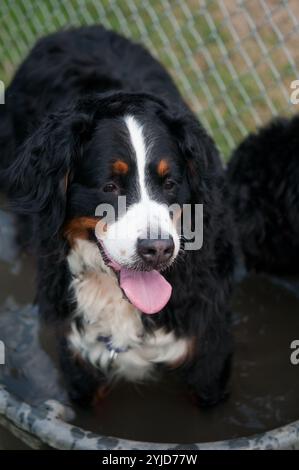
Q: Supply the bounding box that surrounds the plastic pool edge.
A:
[1,385,299,450]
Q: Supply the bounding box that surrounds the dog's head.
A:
[7,92,219,313]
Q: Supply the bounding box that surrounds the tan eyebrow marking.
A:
[112,159,129,175]
[157,159,170,177]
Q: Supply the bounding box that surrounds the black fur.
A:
[227,116,299,275]
[1,26,236,407]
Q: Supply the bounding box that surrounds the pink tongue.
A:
[120,268,172,314]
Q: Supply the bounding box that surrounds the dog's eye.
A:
[103,183,119,193]
[163,178,176,191]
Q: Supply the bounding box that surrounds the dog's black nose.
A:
[137,236,174,268]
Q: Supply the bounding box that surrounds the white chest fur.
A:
[67,239,188,381]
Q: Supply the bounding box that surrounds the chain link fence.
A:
[0,0,299,159]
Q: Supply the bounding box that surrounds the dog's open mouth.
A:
[97,241,172,315]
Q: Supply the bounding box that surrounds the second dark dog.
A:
[228,115,299,275]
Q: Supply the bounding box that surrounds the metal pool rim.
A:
[0,385,299,450]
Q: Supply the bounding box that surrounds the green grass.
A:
[0,0,298,160]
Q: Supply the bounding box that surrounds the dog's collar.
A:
[97,335,130,370]
[97,335,130,354]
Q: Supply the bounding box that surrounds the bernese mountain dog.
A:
[228,115,299,276]
[0,26,236,407]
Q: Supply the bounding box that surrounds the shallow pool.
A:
[0,207,299,448]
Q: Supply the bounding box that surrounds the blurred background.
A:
[0,0,299,159]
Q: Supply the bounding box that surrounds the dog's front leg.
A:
[182,321,233,408]
[59,338,110,408]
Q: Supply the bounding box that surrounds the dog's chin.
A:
[131,259,175,273]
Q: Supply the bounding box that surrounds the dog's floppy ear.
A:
[5,110,91,240]
[162,109,223,203]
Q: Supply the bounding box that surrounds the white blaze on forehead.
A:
[124,115,149,200]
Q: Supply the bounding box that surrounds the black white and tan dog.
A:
[0,26,236,407]
[228,115,299,276]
